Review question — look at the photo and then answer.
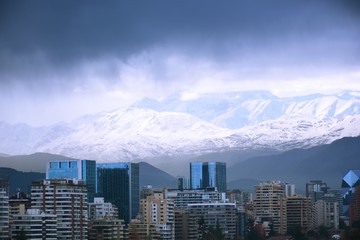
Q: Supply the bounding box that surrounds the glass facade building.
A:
[46,159,96,202]
[342,169,360,219]
[190,162,227,192]
[96,163,139,223]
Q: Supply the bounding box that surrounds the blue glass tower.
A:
[342,169,360,216]
[190,162,227,192]
[46,159,96,203]
[96,162,139,223]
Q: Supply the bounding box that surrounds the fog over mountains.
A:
[1,91,360,166]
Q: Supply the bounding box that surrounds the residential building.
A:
[286,195,313,232]
[46,159,96,202]
[227,189,253,207]
[190,162,227,192]
[31,179,88,239]
[0,188,9,239]
[140,188,174,239]
[165,188,223,210]
[186,202,238,240]
[253,181,287,235]
[96,162,139,223]
[128,219,161,240]
[11,209,57,239]
[88,197,125,239]
[313,200,339,229]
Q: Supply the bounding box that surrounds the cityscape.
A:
[0,159,359,239]
[1,1,360,240]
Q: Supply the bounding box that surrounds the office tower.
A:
[306,180,329,202]
[31,179,88,239]
[313,200,339,229]
[286,195,313,232]
[190,162,227,192]
[227,189,253,206]
[284,183,296,197]
[11,209,57,239]
[186,202,238,240]
[177,176,190,190]
[342,169,360,225]
[97,162,139,223]
[140,188,175,239]
[253,181,287,235]
[0,188,9,239]
[46,159,96,202]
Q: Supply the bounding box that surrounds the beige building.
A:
[286,195,313,232]
[253,181,287,235]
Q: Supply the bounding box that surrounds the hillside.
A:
[228,136,360,191]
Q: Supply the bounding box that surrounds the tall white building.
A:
[31,179,88,239]
[0,188,9,239]
[11,209,57,239]
[314,200,339,230]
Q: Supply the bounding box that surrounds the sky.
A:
[1,0,360,126]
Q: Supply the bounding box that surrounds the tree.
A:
[14,228,27,240]
[288,225,306,240]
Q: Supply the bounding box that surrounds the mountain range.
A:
[0,90,359,170]
[1,136,359,194]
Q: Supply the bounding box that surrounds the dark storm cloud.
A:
[1,0,359,66]
[1,0,360,125]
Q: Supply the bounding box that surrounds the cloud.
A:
[0,0,360,125]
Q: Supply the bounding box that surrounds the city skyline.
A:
[1,1,360,126]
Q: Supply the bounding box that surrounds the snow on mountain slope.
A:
[1,91,360,161]
[135,90,360,129]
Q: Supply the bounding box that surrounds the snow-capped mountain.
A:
[1,91,360,161]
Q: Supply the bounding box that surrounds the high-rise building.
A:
[342,169,360,225]
[286,195,313,232]
[177,176,190,190]
[88,197,125,240]
[140,188,174,239]
[253,181,287,235]
[186,202,238,240]
[31,179,88,239]
[11,209,57,239]
[96,162,139,223]
[0,188,9,239]
[306,180,329,203]
[190,162,227,192]
[313,200,339,229]
[165,188,224,210]
[46,159,96,202]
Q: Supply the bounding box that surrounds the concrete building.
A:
[186,202,238,240]
[190,162,227,192]
[11,209,57,239]
[88,197,125,239]
[227,189,253,207]
[165,188,224,210]
[306,180,329,203]
[96,162,139,223]
[46,159,96,202]
[286,195,313,232]
[128,219,161,240]
[313,200,339,230]
[140,188,175,239]
[253,181,287,235]
[31,179,88,239]
[0,188,9,239]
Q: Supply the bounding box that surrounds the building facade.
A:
[96,162,139,223]
[286,195,313,232]
[46,159,96,202]
[190,162,227,192]
[253,181,287,235]
[0,188,9,239]
[31,179,88,239]
[11,209,57,239]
